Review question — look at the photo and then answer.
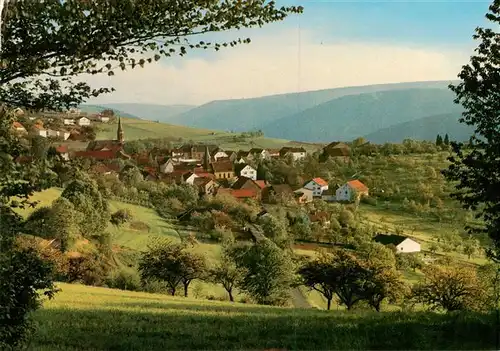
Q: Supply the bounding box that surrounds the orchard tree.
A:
[139,240,206,297]
[1,0,302,110]
[208,251,245,302]
[228,239,294,306]
[412,264,487,312]
[442,0,500,260]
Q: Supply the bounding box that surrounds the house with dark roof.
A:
[374,234,421,253]
[303,177,329,197]
[193,177,217,196]
[248,148,270,160]
[279,147,307,161]
[211,161,235,180]
[231,176,263,200]
[293,188,314,204]
[321,141,351,163]
[336,180,369,202]
[262,184,294,203]
[177,143,218,160]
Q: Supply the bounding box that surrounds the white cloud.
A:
[85,29,471,105]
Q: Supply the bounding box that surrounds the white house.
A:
[182,172,199,185]
[99,116,110,123]
[159,158,175,174]
[235,157,246,164]
[374,234,421,253]
[303,177,329,197]
[249,148,270,160]
[33,126,47,137]
[240,164,257,180]
[77,117,91,126]
[64,119,75,125]
[280,147,307,161]
[335,180,369,202]
[213,150,229,161]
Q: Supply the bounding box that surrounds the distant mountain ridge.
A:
[363,113,473,143]
[168,81,455,132]
[87,80,467,144]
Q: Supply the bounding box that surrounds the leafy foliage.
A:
[139,240,206,297]
[227,239,294,306]
[412,264,488,312]
[442,1,500,259]
[1,0,302,110]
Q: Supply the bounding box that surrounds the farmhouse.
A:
[248,148,270,160]
[211,161,235,180]
[77,117,91,126]
[321,141,351,162]
[293,188,314,204]
[279,147,307,161]
[12,121,27,134]
[374,234,421,253]
[182,171,199,185]
[159,158,175,174]
[193,177,217,196]
[262,184,294,203]
[336,180,369,202]
[303,177,329,197]
[239,164,257,180]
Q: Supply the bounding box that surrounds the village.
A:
[11,110,422,255]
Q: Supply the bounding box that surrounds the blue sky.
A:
[89,0,493,105]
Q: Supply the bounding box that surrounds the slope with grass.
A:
[78,104,140,119]
[31,283,497,351]
[168,81,454,134]
[96,117,321,151]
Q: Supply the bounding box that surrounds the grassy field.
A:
[358,204,488,266]
[30,283,498,351]
[96,118,321,151]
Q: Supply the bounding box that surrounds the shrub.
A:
[110,208,133,226]
[106,268,141,291]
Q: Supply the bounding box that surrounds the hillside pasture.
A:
[31,283,497,351]
[96,118,321,151]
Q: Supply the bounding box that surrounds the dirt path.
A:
[290,287,312,309]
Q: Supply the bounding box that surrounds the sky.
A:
[86,0,493,106]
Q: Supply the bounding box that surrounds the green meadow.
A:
[30,283,497,351]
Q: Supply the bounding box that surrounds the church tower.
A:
[117,116,124,144]
[203,144,211,171]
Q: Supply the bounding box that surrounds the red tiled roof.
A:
[15,155,33,164]
[347,180,368,192]
[73,150,116,160]
[231,189,257,199]
[255,180,267,189]
[55,145,68,153]
[312,177,328,187]
[12,122,25,129]
[195,172,216,180]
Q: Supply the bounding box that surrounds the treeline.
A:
[135,237,499,312]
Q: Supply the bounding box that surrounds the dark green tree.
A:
[0,108,57,348]
[435,134,443,146]
[61,175,110,238]
[1,1,302,110]
[442,0,500,260]
[228,239,294,306]
[443,133,450,146]
[139,240,206,297]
